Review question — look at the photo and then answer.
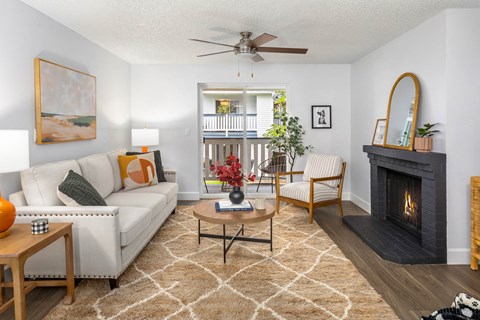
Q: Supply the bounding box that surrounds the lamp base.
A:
[0,194,16,238]
[142,146,148,153]
[0,229,10,239]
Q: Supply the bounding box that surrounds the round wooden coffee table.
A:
[193,200,275,263]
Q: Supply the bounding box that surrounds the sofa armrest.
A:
[164,168,177,183]
[9,191,27,207]
[14,206,122,278]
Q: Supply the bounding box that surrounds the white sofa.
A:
[8,149,177,288]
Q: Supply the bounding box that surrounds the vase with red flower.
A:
[211,154,256,204]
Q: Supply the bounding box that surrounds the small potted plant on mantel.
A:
[414,123,439,153]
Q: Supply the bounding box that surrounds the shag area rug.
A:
[46,205,398,320]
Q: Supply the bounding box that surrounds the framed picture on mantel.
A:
[312,105,332,129]
[372,119,387,146]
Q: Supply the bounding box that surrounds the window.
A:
[215,99,240,114]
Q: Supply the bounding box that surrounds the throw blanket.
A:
[422,293,480,320]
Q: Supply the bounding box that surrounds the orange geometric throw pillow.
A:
[118,153,158,191]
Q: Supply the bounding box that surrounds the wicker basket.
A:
[471,176,480,270]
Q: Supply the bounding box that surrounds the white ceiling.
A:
[19,0,480,64]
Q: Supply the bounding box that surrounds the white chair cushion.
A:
[122,182,178,202]
[106,149,127,192]
[303,154,343,188]
[77,154,115,199]
[105,192,166,218]
[280,181,338,203]
[118,207,152,247]
[21,160,81,206]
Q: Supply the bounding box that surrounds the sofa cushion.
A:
[77,153,114,198]
[280,181,338,203]
[21,160,81,206]
[118,207,152,247]
[127,150,166,182]
[303,154,343,188]
[118,153,158,191]
[106,149,127,192]
[57,170,107,206]
[105,192,166,217]
[122,182,178,202]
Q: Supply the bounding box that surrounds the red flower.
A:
[210,154,255,187]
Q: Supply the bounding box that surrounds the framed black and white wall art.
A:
[312,105,332,129]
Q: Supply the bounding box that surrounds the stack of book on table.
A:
[215,200,253,212]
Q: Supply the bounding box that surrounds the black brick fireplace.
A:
[343,146,446,264]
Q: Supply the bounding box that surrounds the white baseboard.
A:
[178,192,200,201]
[181,192,353,202]
[447,248,470,265]
[342,192,351,201]
[350,193,371,213]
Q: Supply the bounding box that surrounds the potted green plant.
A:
[264,109,312,172]
[414,123,439,153]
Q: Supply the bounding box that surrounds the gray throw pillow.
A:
[57,170,107,206]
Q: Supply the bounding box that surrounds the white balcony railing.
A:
[203,114,257,134]
[203,138,272,181]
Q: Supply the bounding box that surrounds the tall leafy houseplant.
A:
[264,109,312,172]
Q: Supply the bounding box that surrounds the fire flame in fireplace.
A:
[404,190,416,216]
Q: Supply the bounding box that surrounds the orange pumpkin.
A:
[0,196,16,233]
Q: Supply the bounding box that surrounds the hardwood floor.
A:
[2,200,479,319]
[313,201,480,320]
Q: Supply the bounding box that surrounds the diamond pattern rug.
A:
[46,205,399,319]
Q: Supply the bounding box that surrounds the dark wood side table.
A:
[0,223,75,320]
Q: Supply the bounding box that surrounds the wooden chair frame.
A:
[275,162,347,224]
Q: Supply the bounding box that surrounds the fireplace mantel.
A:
[343,145,446,264]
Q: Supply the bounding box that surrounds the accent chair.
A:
[275,153,346,224]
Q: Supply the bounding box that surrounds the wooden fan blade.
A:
[251,33,277,47]
[257,47,308,54]
[190,39,237,48]
[251,54,264,62]
[197,50,233,57]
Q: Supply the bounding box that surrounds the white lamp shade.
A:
[0,130,30,173]
[131,128,159,147]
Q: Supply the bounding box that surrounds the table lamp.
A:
[132,128,159,153]
[0,130,29,238]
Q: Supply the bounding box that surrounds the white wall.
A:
[0,0,131,196]
[351,9,480,264]
[350,12,447,212]
[256,94,274,136]
[131,64,351,200]
[445,9,480,263]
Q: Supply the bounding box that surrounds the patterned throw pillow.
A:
[118,153,159,191]
[126,150,166,182]
[421,293,480,320]
[57,170,107,206]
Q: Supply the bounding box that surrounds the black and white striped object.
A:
[31,218,49,234]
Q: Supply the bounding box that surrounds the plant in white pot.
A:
[414,123,439,152]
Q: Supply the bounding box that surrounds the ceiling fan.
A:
[190,31,308,62]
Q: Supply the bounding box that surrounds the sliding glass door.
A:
[199,84,287,199]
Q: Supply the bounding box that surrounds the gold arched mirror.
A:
[384,73,420,150]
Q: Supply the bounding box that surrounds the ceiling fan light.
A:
[237,52,254,58]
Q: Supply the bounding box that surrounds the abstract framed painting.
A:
[312,105,332,129]
[35,58,96,144]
